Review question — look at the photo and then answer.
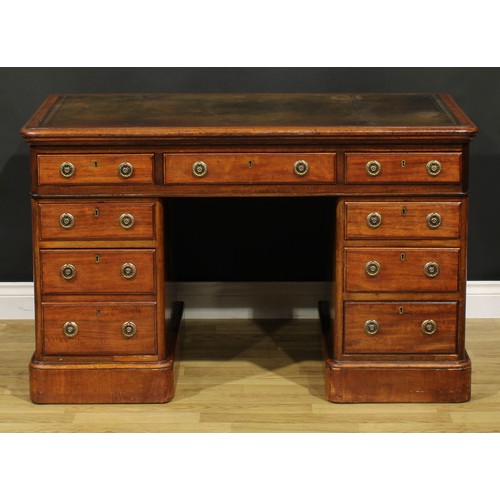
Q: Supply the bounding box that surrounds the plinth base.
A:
[319,301,471,403]
[30,301,184,404]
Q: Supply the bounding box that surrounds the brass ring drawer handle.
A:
[59,213,75,229]
[424,261,440,278]
[366,160,381,176]
[63,321,78,337]
[294,160,309,176]
[426,160,442,176]
[59,161,76,178]
[119,213,135,229]
[118,162,134,178]
[364,319,380,335]
[121,262,137,279]
[366,212,382,228]
[192,161,208,177]
[365,260,381,277]
[60,264,76,280]
[122,321,137,338]
[426,212,442,229]
[421,319,437,335]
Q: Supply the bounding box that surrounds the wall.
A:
[1,68,498,282]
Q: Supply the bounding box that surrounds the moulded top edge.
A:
[20,93,478,142]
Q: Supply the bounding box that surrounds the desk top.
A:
[21,93,477,143]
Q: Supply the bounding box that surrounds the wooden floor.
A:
[1,318,500,432]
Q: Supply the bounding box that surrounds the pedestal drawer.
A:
[345,247,460,292]
[38,154,154,185]
[40,249,156,294]
[344,301,458,354]
[38,201,156,240]
[42,302,156,355]
[345,152,461,184]
[164,153,336,184]
[345,201,462,239]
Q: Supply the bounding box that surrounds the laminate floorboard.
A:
[1,318,499,432]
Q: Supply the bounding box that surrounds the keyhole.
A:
[401,207,407,216]
[95,254,100,263]
[248,160,253,168]
[401,160,406,168]
[399,307,405,314]
[401,253,406,262]
[97,309,101,317]
[94,208,100,217]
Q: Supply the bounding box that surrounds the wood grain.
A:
[38,154,154,185]
[343,301,458,355]
[0,318,498,432]
[344,200,462,239]
[40,249,156,294]
[38,200,156,241]
[41,302,157,356]
[344,247,460,292]
[345,152,462,184]
[164,153,336,184]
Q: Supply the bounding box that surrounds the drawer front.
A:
[344,301,458,354]
[164,153,336,184]
[345,248,460,292]
[38,154,154,185]
[42,302,156,355]
[345,153,461,184]
[345,201,462,239]
[39,201,156,240]
[40,249,156,294]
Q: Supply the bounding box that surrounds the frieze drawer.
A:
[164,153,336,184]
[37,154,154,185]
[345,153,462,184]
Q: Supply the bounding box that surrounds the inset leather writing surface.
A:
[22,93,477,141]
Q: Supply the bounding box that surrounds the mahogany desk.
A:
[21,93,477,404]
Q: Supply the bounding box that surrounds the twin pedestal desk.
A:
[21,93,477,404]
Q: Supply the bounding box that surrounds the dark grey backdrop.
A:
[1,68,498,282]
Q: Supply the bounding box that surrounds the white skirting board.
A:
[0,283,36,320]
[1,281,500,320]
